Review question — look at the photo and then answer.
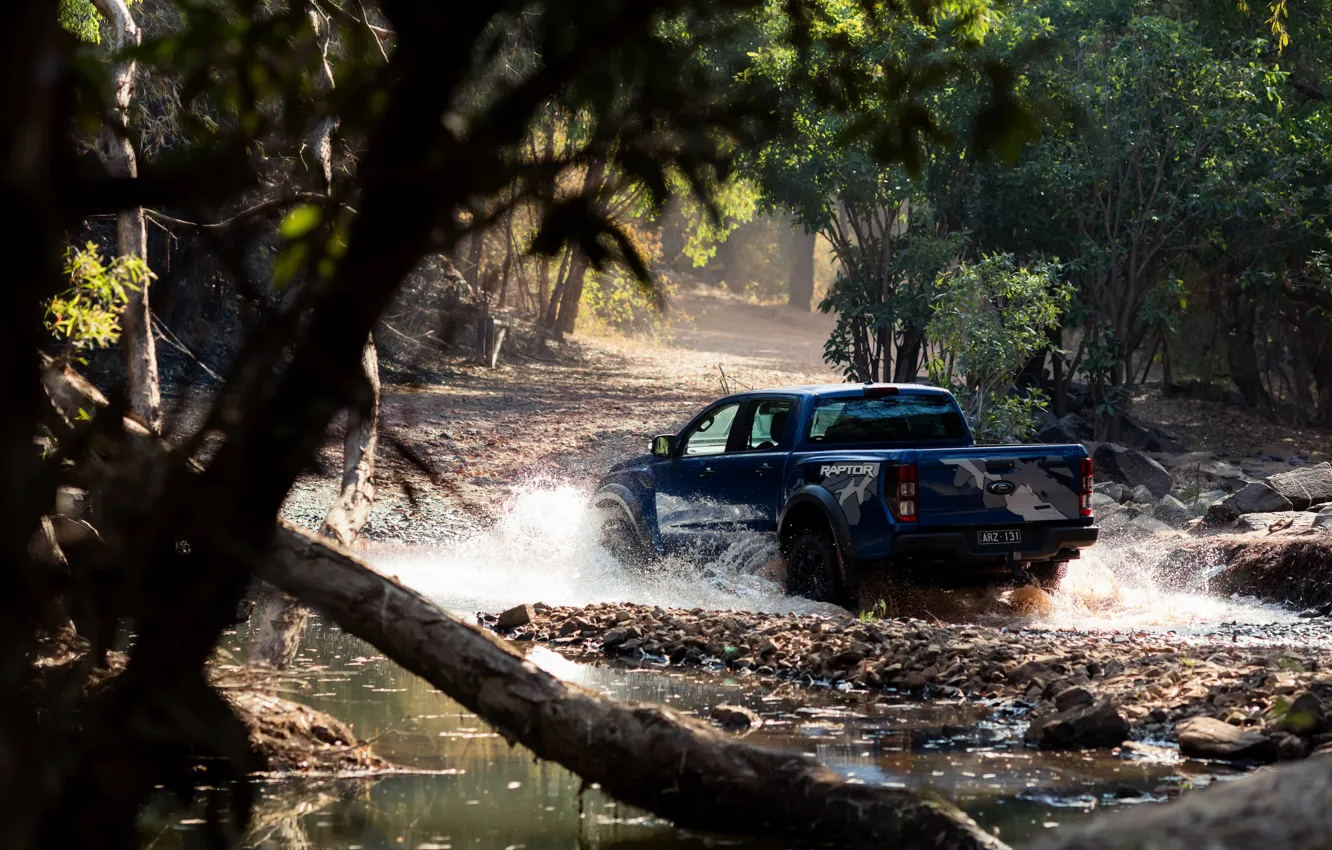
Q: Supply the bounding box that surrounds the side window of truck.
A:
[746,399,793,451]
[681,403,741,456]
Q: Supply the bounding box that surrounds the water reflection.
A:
[154,620,1241,849]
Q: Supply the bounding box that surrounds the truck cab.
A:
[593,383,1098,607]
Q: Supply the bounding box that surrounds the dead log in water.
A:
[257,521,1007,850]
[1026,756,1332,850]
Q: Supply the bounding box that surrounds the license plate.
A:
[978,529,1021,545]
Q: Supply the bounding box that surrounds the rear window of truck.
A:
[808,395,967,444]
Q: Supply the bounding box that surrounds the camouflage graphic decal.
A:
[819,463,880,525]
[941,457,1079,521]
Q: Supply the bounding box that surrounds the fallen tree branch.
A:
[256,522,1007,850]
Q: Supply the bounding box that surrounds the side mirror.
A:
[650,434,675,457]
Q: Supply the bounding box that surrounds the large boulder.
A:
[1206,482,1295,524]
[1039,414,1091,445]
[1093,481,1129,503]
[1265,463,1332,511]
[1120,417,1185,453]
[1093,443,1173,499]
[1025,698,1130,750]
[1176,716,1277,763]
[1152,494,1193,527]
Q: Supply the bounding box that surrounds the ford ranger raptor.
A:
[592,383,1098,606]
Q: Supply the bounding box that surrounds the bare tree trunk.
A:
[893,326,924,383]
[788,225,815,311]
[252,337,379,668]
[258,523,1006,850]
[90,0,161,433]
[305,2,338,193]
[553,252,590,337]
[551,159,606,336]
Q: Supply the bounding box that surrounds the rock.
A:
[1130,485,1155,505]
[1129,513,1177,537]
[1152,494,1193,526]
[1192,490,1229,511]
[1090,492,1117,510]
[1039,419,1081,445]
[1093,444,1173,499]
[1266,463,1332,510]
[1024,698,1130,750]
[1274,692,1328,736]
[1176,716,1277,763]
[709,704,761,731]
[1054,686,1095,712]
[496,603,535,629]
[1277,733,1311,761]
[1316,514,1332,533]
[602,626,634,649]
[1093,481,1129,503]
[1234,511,1318,534]
[1206,482,1295,524]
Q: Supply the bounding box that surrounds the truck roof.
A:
[729,383,951,400]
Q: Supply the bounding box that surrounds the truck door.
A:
[652,401,743,552]
[701,397,794,533]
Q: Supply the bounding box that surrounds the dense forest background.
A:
[60,0,1332,445]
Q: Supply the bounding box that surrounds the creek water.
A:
[159,485,1313,848]
[155,622,1239,850]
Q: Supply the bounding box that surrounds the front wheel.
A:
[785,527,852,608]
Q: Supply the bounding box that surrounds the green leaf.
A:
[280,204,322,240]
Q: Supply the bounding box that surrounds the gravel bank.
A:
[483,601,1332,761]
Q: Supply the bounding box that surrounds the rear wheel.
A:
[785,527,851,608]
[1029,560,1067,592]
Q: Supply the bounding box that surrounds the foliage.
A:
[59,0,102,43]
[47,242,155,351]
[925,253,1070,442]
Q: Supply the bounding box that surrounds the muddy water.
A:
[158,622,1240,849]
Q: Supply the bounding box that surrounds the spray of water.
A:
[370,483,833,615]
[371,484,1296,632]
[1037,530,1297,633]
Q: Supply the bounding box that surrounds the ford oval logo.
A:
[986,480,1016,495]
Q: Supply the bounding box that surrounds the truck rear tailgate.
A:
[915,447,1085,529]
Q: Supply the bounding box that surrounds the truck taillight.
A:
[892,463,918,522]
[1080,457,1094,517]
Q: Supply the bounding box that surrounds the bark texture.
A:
[89,0,162,432]
[258,523,1006,850]
[305,2,338,192]
[253,337,379,668]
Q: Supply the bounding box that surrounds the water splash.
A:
[369,483,831,615]
[1035,531,1298,633]
[369,484,1296,632]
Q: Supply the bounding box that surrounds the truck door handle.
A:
[757,463,773,473]
[700,467,714,478]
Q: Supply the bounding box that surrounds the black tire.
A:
[597,506,648,568]
[1029,560,1067,592]
[785,526,851,607]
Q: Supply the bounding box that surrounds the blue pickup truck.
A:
[592,383,1098,607]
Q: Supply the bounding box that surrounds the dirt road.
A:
[281,287,837,542]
